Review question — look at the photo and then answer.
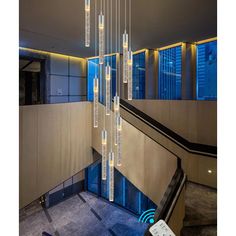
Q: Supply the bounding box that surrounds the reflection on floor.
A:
[181,182,217,236]
[20,191,148,236]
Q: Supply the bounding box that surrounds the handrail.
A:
[120,99,217,158]
[145,168,186,235]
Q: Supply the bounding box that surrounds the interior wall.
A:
[126,100,217,146]
[47,54,87,103]
[120,105,217,188]
[19,102,93,208]
[92,103,178,206]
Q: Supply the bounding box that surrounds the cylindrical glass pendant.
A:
[85,0,90,47]
[102,129,107,180]
[117,128,122,166]
[109,151,114,201]
[114,94,120,112]
[98,13,105,64]
[117,116,122,166]
[117,116,122,131]
[93,77,99,127]
[123,32,128,83]
[128,50,133,100]
[114,94,120,145]
[105,65,111,115]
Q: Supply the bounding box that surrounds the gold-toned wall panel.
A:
[127,100,217,146]
[120,105,217,188]
[168,186,185,236]
[19,106,38,208]
[19,102,93,209]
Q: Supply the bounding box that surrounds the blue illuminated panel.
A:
[86,159,157,216]
[196,41,217,100]
[87,55,116,103]
[158,46,182,100]
[133,52,146,99]
[87,58,99,101]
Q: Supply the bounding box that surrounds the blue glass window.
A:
[87,58,99,101]
[87,55,116,103]
[158,46,182,100]
[133,52,146,99]
[196,41,217,100]
[86,159,157,216]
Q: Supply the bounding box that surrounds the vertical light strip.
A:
[105,65,111,115]
[101,0,107,183]
[127,0,132,100]
[108,151,114,201]
[117,116,122,166]
[114,94,120,145]
[102,129,107,180]
[93,77,99,127]
[85,0,90,47]
[127,49,133,100]
[122,31,128,83]
[99,13,105,64]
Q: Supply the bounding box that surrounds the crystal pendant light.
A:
[116,116,122,166]
[122,31,128,83]
[93,77,99,127]
[108,151,115,201]
[102,129,107,180]
[105,65,111,115]
[114,94,120,145]
[127,50,133,100]
[98,13,105,64]
[85,0,90,47]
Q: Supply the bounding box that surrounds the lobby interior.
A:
[19,0,217,235]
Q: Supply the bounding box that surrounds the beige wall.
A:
[92,103,177,205]
[19,102,93,208]
[127,100,217,146]
[120,105,217,188]
[168,186,185,236]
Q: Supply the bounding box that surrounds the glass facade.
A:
[87,55,117,103]
[86,159,157,216]
[196,41,217,100]
[132,51,146,99]
[158,46,182,100]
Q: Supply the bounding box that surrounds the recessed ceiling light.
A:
[208,170,212,174]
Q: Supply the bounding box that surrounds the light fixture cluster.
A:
[85,0,132,201]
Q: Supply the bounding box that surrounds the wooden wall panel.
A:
[168,186,185,236]
[19,102,93,209]
[128,100,217,146]
[19,106,38,208]
[121,106,217,188]
[37,104,62,195]
[144,137,177,204]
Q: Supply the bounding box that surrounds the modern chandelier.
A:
[85,0,132,201]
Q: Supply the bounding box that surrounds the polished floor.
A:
[19,192,148,236]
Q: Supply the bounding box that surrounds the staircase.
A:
[181,182,217,236]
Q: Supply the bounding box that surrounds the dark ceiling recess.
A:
[19,0,217,58]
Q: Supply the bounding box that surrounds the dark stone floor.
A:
[19,192,148,236]
[181,182,217,236]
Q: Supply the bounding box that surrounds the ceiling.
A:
[19,0,217,58]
